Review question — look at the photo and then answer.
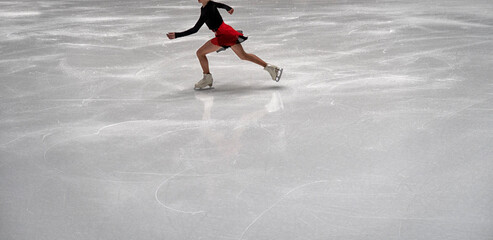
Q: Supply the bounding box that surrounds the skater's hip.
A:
[212,22,225,33]
[212,22,238,34]
[210,22,246,47]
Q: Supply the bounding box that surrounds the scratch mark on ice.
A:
[239,180,329,240]
[95,120,152,135]
[154,167,206,215]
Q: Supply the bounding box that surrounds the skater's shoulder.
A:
[208,1,224,7]
[202,1,215,9]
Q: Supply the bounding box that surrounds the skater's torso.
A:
[201,1,230,31]
[175,1,232,38]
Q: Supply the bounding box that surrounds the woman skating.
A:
[166,0,282,89]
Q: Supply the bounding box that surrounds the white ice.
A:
[1,0,492,239]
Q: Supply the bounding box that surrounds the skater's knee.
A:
[196,48,209,58]
[196,50,204,57]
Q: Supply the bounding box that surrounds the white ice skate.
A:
[194,73,213,90]
[264,64,283,82]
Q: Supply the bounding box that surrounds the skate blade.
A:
[275,68,283,82]
[194,86,214,91]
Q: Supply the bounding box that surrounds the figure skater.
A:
[166,0,283,89]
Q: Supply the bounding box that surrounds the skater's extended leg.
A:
[197,40,222,74]
[231,43,282,82]
[231,43,267,68]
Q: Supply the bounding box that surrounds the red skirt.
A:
[211,22,245,47]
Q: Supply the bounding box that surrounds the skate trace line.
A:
[154,167,206,215]
[238,180,330,240]
[44,120,152,162]
[96,120,155,135]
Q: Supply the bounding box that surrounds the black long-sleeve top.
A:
[175,1,232,38]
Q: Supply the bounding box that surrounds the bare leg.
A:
[197,40,221,74]
[230,43,267,68]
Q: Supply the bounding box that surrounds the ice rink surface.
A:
[1,0,492,239]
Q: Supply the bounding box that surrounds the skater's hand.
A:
[166,32,176,40]
[228,8,234,14]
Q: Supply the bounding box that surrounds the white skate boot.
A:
[194,73,213,89]
[264,64,283,82]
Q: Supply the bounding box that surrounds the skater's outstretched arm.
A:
[169,15,206,39]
